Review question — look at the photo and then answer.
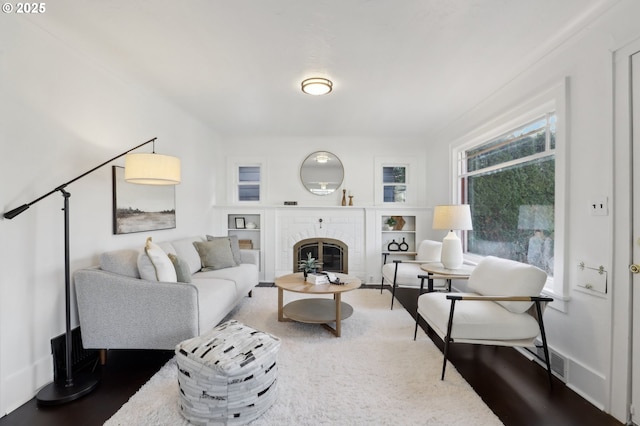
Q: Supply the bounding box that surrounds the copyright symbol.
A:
[2,3,13,13]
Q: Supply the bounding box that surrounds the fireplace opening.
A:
[294,238,348,274]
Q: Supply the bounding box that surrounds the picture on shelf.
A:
[235,217,246,229]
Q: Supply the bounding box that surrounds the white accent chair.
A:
[414,256,554,385]
[381,240,446,309]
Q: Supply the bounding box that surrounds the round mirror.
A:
[300,151,344,195]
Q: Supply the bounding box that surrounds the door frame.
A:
[612,38,640,424]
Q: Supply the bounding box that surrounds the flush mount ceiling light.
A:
[301,77,333,95]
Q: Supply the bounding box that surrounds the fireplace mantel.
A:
[213,205,431,282]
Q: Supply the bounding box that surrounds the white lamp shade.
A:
[124,153,181,185]
[432,204,473,230]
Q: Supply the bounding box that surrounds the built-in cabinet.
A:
[222,211,265,280]
[381,214,417,254]
[227,213,261,250]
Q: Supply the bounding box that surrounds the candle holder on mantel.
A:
[341,189,347,206]
[348,195,353,206]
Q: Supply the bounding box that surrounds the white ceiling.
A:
[29,0,616,139]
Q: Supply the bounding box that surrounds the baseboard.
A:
[0,353,52,415]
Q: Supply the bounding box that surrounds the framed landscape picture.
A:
[112,166,176,234]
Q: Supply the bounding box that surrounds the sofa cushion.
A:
[100,249,140,278]
[171,237,205,274]
[194,263,259,295]
[207,235,241,265]
[468,256,547,314]
[193,239,237,271]
[168,253,192,283]
[138,237,177,282]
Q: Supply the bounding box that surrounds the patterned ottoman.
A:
[175,320,281,425]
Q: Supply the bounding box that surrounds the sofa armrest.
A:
[74,267,200,350]
[240,249,259,266]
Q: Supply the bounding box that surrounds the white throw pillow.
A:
[138,237,177,282]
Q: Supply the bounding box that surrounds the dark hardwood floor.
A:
[0,286,623,426]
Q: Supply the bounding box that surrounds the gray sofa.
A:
[74,236,259,351]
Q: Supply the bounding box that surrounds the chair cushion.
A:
[382,262,447,289]
[468,256,547,314]
[416,240,442,262]
[418,292,541,341]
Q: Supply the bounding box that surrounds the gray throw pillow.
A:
[193,239,237,271]
[206,235,241,265]
[168,253,192,283]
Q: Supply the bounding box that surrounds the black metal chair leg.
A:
[441,299,457,380]
[414,311,420,340]
[535,301,553,387]
[390,262,400,310]
[391,284,396,309]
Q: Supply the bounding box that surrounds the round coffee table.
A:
[275,272,361,337]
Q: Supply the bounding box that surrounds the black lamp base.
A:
[36,371,100,406]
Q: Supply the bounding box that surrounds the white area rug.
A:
[105,288,502,425]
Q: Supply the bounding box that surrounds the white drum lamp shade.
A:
[124,153,181,185]
[432,205,473,269]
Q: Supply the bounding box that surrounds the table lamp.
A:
[432,204,473,269]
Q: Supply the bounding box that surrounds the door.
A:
[632,50,640,426]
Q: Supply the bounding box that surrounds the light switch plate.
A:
[589,197,608,216]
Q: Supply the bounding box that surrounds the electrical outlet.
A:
[590,197,608,216]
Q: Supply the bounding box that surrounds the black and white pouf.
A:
[175,320,281,425]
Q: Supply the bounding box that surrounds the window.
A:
[238,166,261,202]
[458,112,556,276]
[382,166,407,203]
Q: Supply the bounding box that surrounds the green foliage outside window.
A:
[462,113,556,275]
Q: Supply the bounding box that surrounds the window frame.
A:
[375,156,421,206]
[228,158,265,204]
[450,80,568,305]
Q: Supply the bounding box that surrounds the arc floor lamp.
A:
[3,137,181,405]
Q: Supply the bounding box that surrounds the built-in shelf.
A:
[381,215,416,254]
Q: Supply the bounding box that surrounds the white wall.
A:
[426,1,640,420]
[216,136,427,207]
[0,19,221,414]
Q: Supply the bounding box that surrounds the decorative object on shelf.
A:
[432,204,473,269]
[2,136,180,405]
[341,189,347,206]
[298,252,322,278]
[385,216,397,231]
[235,217,246,229]
[284,201,298,205]
[239,239,253,249]
[246,222,257,229]
[348,194,353,206]
[387,239,400,251]
[399,237,409,252]
[392,216,405,230]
